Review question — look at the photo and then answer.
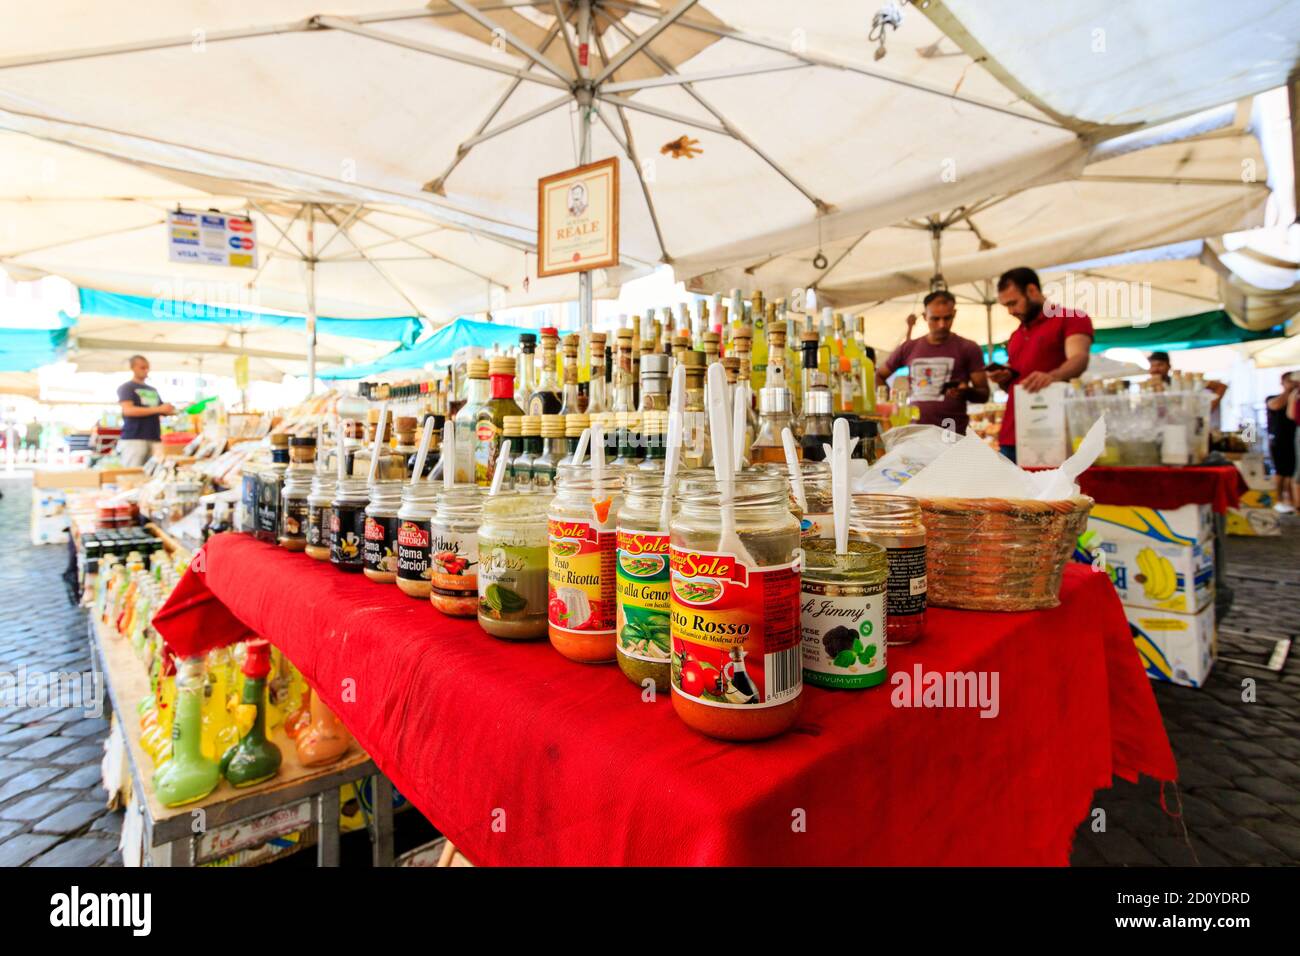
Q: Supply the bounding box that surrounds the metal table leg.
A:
[317,788,341,867]
[370,775,395,868]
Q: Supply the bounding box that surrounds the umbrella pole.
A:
[306,204,318,397]
[577,0,593,351]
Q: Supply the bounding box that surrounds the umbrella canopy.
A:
[0,0,1118,307]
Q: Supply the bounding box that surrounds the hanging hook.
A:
[868,2,909,61]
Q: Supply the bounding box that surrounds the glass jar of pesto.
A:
[477,492,549,640]
[669,471,802,741]
[615,472,674,691]
[800,538,888,689]
[547,464,624,663]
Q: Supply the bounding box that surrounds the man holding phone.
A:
[876,289,989,437]
[991,268,1094,462]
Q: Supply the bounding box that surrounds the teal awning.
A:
[319,317,568,380]
[68,288,424,347]
[1089,309,1284,352]
[0,327,70,371]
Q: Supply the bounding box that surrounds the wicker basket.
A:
[916,496,1093,611]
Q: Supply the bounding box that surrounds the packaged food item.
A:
[255,432,290,542]
[363,479,403,583]
[329,477,369,573]
[800,538,887,689]
[850,494,927,644]
[616,472,673,689]
[305,473,336,561]
[429,486,483,617]
[279,437,316,551]
[548,464,623,662]
[477,493,549,639]
[395,481,438,598]
[669,472,802,740]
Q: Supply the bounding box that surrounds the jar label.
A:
[800,511,834,540]
[281,499,309,540]
[548,518,616,635]
[801,578,887,688]
[886,545,927,617]
[330,505,365,567]
[396,519,432,582]
[255,478,280,539]
[363,515,399,573]
[616,529,670,664]
[430,527,479,588]
[307,505,329,547]
[478,536,547,620]
[668,547,802,709]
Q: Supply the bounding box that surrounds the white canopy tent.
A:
[2,1,1298,357]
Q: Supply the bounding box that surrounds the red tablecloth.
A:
[155,533,1176,866]
[1076,465,1245,514]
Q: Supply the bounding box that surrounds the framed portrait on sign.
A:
[537,157,619,278]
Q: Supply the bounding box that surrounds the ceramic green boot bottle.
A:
[153,656,221,807]
[220,640,282,787]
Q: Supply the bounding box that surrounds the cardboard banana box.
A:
[1099,536,1214,613]
[1125,604,1216,688]
[1088,503,1213,546]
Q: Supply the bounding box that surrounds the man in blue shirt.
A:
[116,355,175,467]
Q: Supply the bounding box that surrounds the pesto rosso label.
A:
[668,546,801,709]
[801,577,886,689]
[616,529,670,665]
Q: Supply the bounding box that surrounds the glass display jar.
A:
[305,474,337,561]
[800,539,888,689]
[395,481,439,599]
[849,494,927,644]
[669,472,802,741]
[766,460,832,541]
[363,479,403,583]
[429,486,484,617]
[329,477,370,573]
[477,493,549,640]
[547,464,624,663]
[279,464,314,551]
[615,472,674,690]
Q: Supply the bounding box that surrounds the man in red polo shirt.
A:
[990,267,1093,462]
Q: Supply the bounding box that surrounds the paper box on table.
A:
[32,467,99,490]
[30,489,69,545]
[1237,489,1275,510]
[1013,381,1069,467]
[1088,503,1213,546]
[1099,536,1214,613]
[1232,455,1272,492]
[1225,506,1281,537]
[1125,604,1216,688]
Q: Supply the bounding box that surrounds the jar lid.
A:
[641,353,668,376]
[541,414,566,437]
[564,413,590,436]
[468,358,489,379]
[503,415,523,434]
[680,350,705,368]
[521,415,542,435]
[488,356,516,377]
[270,431,290,447]
[395,416,418,432]
[289,435,316,447]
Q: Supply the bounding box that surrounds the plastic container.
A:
[477,492,548,639]
[669,472,802,741]
[849,494,927,644]
[429,486,484,617]
[547,464,624,663]
[363,479,403,583]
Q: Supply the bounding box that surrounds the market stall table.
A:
[155,533,1177,866]
[1076,464,1246,615]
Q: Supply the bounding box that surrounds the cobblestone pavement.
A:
[1,474,1297,866]
[0,476,119,866]
[1071,516,1300,865]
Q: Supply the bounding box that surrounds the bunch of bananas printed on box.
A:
[1135,547,1181,606]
